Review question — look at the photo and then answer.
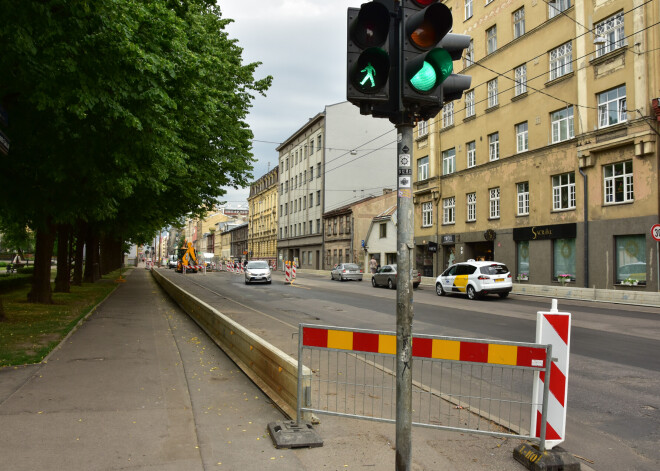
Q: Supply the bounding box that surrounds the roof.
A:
[372,206,396,222]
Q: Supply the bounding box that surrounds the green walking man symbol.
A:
[360,62,376,88]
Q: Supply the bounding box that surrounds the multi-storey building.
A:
[248,167,278,265]
[413,0,659,290]
[277,101,397,270]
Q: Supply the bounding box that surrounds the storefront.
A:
[512,223,577,284]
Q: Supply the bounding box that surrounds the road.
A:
[158,267,660,471]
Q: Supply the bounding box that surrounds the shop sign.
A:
[428,241,438,253]
[513,223,576,241]
[441,234,455,245]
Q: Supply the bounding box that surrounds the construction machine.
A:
[175,240,199,273]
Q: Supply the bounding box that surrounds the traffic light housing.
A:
[347,1,394,116]
[401,0,472,120]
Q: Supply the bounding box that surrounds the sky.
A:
[218,0,358,205]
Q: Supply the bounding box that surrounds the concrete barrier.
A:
[151,269,308,419]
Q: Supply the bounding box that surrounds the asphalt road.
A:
[161,268,660,471]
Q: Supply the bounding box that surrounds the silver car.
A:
[330,263,363,281]
[244,260,272,285]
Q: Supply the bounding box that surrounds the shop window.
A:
[616,235,646,284]
[517,240,529,279]
[553,238,575,281]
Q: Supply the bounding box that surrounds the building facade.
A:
[412,0,659,290]
[277,101,397,270]
[248,167,279,265]
[229,223,248,261]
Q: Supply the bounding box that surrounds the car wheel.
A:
[467,285,478,300]
[413,283,420,289]
[498,292,509,298]
[387,279,394,289]
[245,280,249,285]
[436,283,445,296]
[267,280,272,285]
[372,277,377,287]
[340,275,344,281]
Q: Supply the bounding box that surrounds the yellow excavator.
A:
[176,240,199,273]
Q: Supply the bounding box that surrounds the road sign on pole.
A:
[651,224,660,242]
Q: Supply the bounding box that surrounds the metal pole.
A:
[395,123,414,471]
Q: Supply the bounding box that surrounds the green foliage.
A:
[0,273,33,294]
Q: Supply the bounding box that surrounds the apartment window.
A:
[466,141,476,168]
[595,12,625,57]
[467,193,476,222]
[422,202,433,227]
[553,238,575,281]
[489,188,500,219]
[317,135,322,151]
[310,166,314,180]
[309,140,314,155]
[552,172,576,210]
[442,148,456,175]
[549,42,572,80]
[418,156,429,181]
[442,102,454,128]
[465,0,472,20]
[486,26,497,54]
[488,132,499,161]
[303,195,307,209]
[551,106,574,143]
[309,220,313,234]
[598,85,627,128]
[464,40,474,69]
[309,192,313,206]
[286,158,289,169]
[514,64,527,96]
[517,182,529,215]
[317,162,321,177]
[616,235,646,284]
[465,90,475,117]
[604,160,633,204]
[516,122,528,153]
[418,119,428,137]
[487,79,498,108]
[443,197,455,224]
[513,8,525,39]
[380,223,387,238]
[317,190,321,205]
[548,0,571,18]
[316,219,320,233]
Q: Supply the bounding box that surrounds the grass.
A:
[0,269,125,367]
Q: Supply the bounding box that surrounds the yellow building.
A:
[248,167,279,264]
[413,0,659,290]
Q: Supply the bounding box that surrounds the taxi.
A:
[435,260,512,300]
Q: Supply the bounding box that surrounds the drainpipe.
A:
[579,168,589,288]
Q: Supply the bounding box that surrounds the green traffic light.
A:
[408,48,453,93]
[410,62,437,92]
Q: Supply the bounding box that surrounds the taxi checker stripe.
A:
[302,327,546,368]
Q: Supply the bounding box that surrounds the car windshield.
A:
[247,261,269,269]
[480,264,509,275]
[344,264,360,270]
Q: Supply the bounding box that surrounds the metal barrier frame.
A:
[297,323,552,451]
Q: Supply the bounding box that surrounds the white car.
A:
[435,260,512,300]
[244,260,272,285]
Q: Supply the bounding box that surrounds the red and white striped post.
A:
[531,299,571,450]
[284,262,291,283]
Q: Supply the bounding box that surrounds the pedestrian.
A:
[369,256,378,274]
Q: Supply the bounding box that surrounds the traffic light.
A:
[401,0,472,119]
[347,1,394,116]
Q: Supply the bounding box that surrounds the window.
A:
[486,26,497,54]
[464,40,474,69]
[442,148,456,175]
[604,160,633,204]
[517,182,530,215]
[488,132,499,161]
[467,193,476,221]
[309,140,314,155]
[465,0,472,20]
[418,156,429,181]
[422,202,433,227]
[516,122,528,153]
[317,190,321,205]
[443,197,455,224]
[513,8,525,38]
[418,119,428,137]
[442,102,454,128]
[487,79,498,108]
[379,223,387,238]
[514,64,527,96]
[550,42,572,80]
[616,235,646,284]
[317,135,322,151]
[552,172,576,210]
[310,166,314,180]
[317,162,321,177]
[309,220,313,234]
[551,106,574,143]
[553,238,575,281]
[309,192,313,206]
[465,90,475,117]
[316,219,320,233]
[466,141,476,168]
[548,0,571,18]
[489,187,500,219]
[595,12,625,57]
[517,240,529,278]
[598,85,627,128]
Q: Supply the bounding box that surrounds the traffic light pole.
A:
[395,122,414,471]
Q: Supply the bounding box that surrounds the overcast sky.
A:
[218,0,357,205]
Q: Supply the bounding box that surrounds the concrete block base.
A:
[513,443,581,470]
[267,421,323,449]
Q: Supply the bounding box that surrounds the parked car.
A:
[168,256,178,269]
[435,260,512,300]
[371,264,421,289]
[244,260,272,285]
[331,263,363,281]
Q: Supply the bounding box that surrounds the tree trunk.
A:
[84,228,100,283]
[72,220,86,286]
[54,224,71,293]
[0,298,5,322]
[27,225,56,304]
